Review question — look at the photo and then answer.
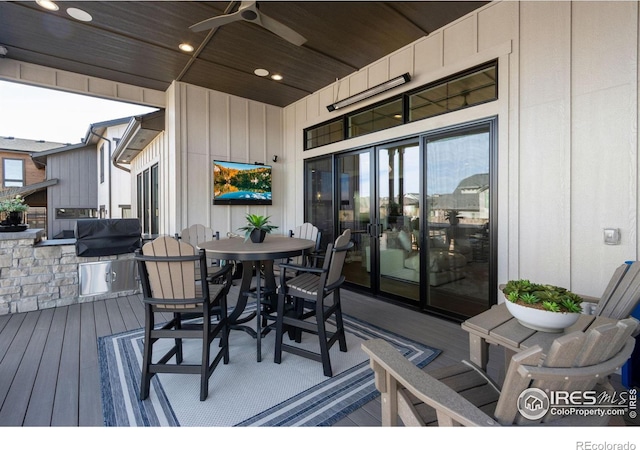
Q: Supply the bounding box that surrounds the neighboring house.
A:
[30,116,145,238]
[112,110,164,235]
[31,142,98,238]
[93,117,139,220]
[0,136,64,233]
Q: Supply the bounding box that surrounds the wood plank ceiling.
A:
[0,1,488,107]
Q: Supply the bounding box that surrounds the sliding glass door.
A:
[376,141,420,300]
[331,140,420,301]
[336,151,372,290]
[303,119,496,319]
[423,122,495,317]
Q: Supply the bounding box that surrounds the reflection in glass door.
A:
[335,141,420,302]
[425,123,493,317]
[377,142,420,301]
[336,151,372,290]
[305,157,334,250]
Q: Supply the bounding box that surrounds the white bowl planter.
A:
[504,299,581,333]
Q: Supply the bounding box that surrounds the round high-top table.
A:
[198,234,316,361]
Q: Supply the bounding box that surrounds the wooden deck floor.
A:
[0,286,632,427]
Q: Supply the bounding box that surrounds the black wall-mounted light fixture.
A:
[327,73,411,112]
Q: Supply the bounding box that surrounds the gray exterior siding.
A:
[46,146,98,238]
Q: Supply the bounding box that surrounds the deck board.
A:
[0,309,52,426]
[52,303,81,426]
[23,306,67,426]
[79,302,103,426]
[104,298,127,336]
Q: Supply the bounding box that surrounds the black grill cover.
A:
[75,218,142,257]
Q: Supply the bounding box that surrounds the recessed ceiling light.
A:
[271,74,283,81]
[179,43,194,52]
[36,0,59,11]
[254,68,269,77]
[66,7,92,22]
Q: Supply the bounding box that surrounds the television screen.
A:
[213,160,273,205]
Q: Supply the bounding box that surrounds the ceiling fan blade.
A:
[257,12,307,46]
[189,0,306,46]
[189,9,243,32]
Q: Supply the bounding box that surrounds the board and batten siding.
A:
[282,0,640,299]
[161,82,284,238]
[46,147,97,237]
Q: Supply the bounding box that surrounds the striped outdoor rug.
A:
[99,308,440,427]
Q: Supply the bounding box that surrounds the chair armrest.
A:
[207,262,233,278]
[279,262,327,274]
[206,263,234,296]
[361,339,499,427]
[578,294,600,315]
[578,294,600,303]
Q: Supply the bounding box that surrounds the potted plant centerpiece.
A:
[501,279,584,332]
[238,213,278,243]
[0,193,29,231]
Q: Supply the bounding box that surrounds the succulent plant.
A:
[502,279,583,314]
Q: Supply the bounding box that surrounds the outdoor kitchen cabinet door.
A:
[79,259,137,296]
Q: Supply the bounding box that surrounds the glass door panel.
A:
[377,142,420,301]
[304,157,334,250]
[425,125,491,317]
[336,151,372,289]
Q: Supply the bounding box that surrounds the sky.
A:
[0,80,158,144]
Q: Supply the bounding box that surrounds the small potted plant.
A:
[0,194,29,227]
[501,279,583,332]
[238,213,278,243]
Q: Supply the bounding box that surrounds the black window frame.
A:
[303,60,498,151]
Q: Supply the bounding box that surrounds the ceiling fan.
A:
[190,1,307,46]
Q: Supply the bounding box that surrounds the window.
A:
[304,119,343,150]
[55,208,98,219]
[409,63,497,122]
[100,144,105,184]
[348,98,403,138]
[137,163,159,234]
[303,60,498,150]
[3,158,24,187]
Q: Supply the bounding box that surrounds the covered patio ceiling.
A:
[0,1,488,107]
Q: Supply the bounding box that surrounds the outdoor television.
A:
[213,160,273,205]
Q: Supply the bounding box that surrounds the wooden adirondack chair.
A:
[135,236,233,401]
[581,261,640,320]
[362,317,638,426]
[177,224,224,281]
[288,222,322,267]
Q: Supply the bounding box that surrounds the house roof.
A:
[112,110,165,167]
[0,178,59,200]
[83,116,136,145]
[0,136,65,152]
